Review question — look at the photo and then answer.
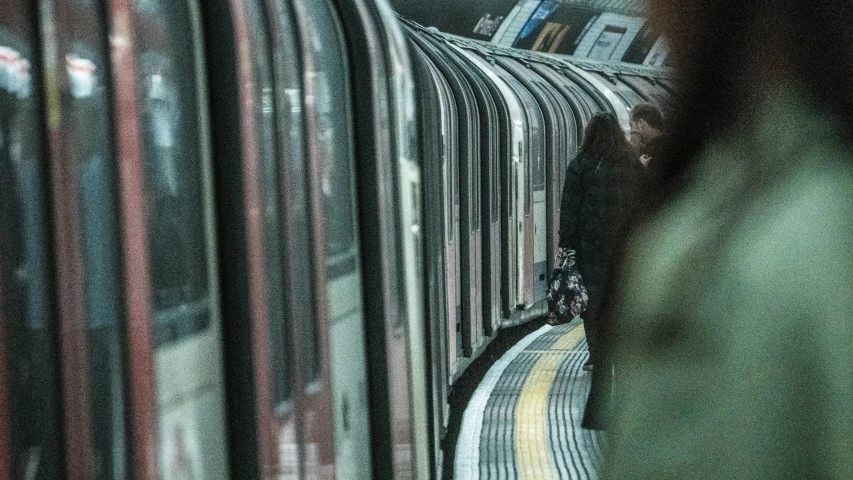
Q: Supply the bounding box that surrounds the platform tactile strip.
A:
[456,319,603,479]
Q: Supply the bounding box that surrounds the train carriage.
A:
[443,45,500,344]
[409,42,456,475]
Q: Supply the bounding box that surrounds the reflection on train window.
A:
[491,125,498,222]
[134,2,211,346]
[302,0,361,381]
[0,16,62,479]
[443,126,453,238]
[316,72,358,276]
[472,157,480,229]
[245,0,293,403]
[133,1,229,478]
[60,0,130,475]
[533,159,545,191]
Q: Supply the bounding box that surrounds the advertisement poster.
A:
[392,0,519,41]
[512,1,599,54]
[621,21,660,64]
[573,12,646,61]
[643,36,669,67]
[586,25,627,60]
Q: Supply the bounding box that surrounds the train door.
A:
[500,58,575,277]
[453,54,482,360]
[492,62,545,307]
[527,94,547,304]
[450,44,501,338]
[39,1,135,477]
[475,75,503,336]
[300,1,376,477]
[538,76,579,256]
[327,1,430,476]
[458,49,527,317]
[0,3,61,478]
[445,45,485,359]
[38,0,231,477]
[456,50,509,331]
[531,65,594,217]
[409,38,463,372]
[442,77,461,376]
[129,0,232,477]
[414,35,482,359]
[410,41,453,476]
[202,0,312,477]
[289,0,377,475]
[371,4,431,476]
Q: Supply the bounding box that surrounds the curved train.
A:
[0,0,672,478]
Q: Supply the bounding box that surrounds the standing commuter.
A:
[553,112,642,373]
[603,0,853,478]
[629,102,669,174]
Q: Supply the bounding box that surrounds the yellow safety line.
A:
[515,324,586,479]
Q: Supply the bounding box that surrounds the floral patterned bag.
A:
[547,250,589,326]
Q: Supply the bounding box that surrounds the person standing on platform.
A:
[629,102,669,174]
[603,0,853,478]
[553,112,642,373]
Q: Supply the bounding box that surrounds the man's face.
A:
[629,119,650,149]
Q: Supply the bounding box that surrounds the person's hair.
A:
[580,112,633,163]
[659,0,853,185]
[629,103,665,131]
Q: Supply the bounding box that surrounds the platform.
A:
[455,318,604,479]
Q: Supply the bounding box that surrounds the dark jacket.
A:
[558,151,643,288]
[641,133,672,183]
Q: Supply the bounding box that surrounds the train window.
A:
[244,0,293,404]
[504,78,536,213]
[133,2,210,346]
[523,137,532,210]
[302,14,359,279]
[0,8,62,478]
[299,0,362,382]
[466,72,483,230]
[320,65,360,275]
[473,154,480,230]
[132,0,229,477]
[530,109,546,192]
[296,0,374,475]
[534,156,546,191]
[506,72,546,193]
[443,86,456,244]
[491,146,499,223]
[489,80,498,223]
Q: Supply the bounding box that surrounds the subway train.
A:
[0,0,672,479]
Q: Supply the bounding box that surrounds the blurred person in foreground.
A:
[602,0,853,478]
